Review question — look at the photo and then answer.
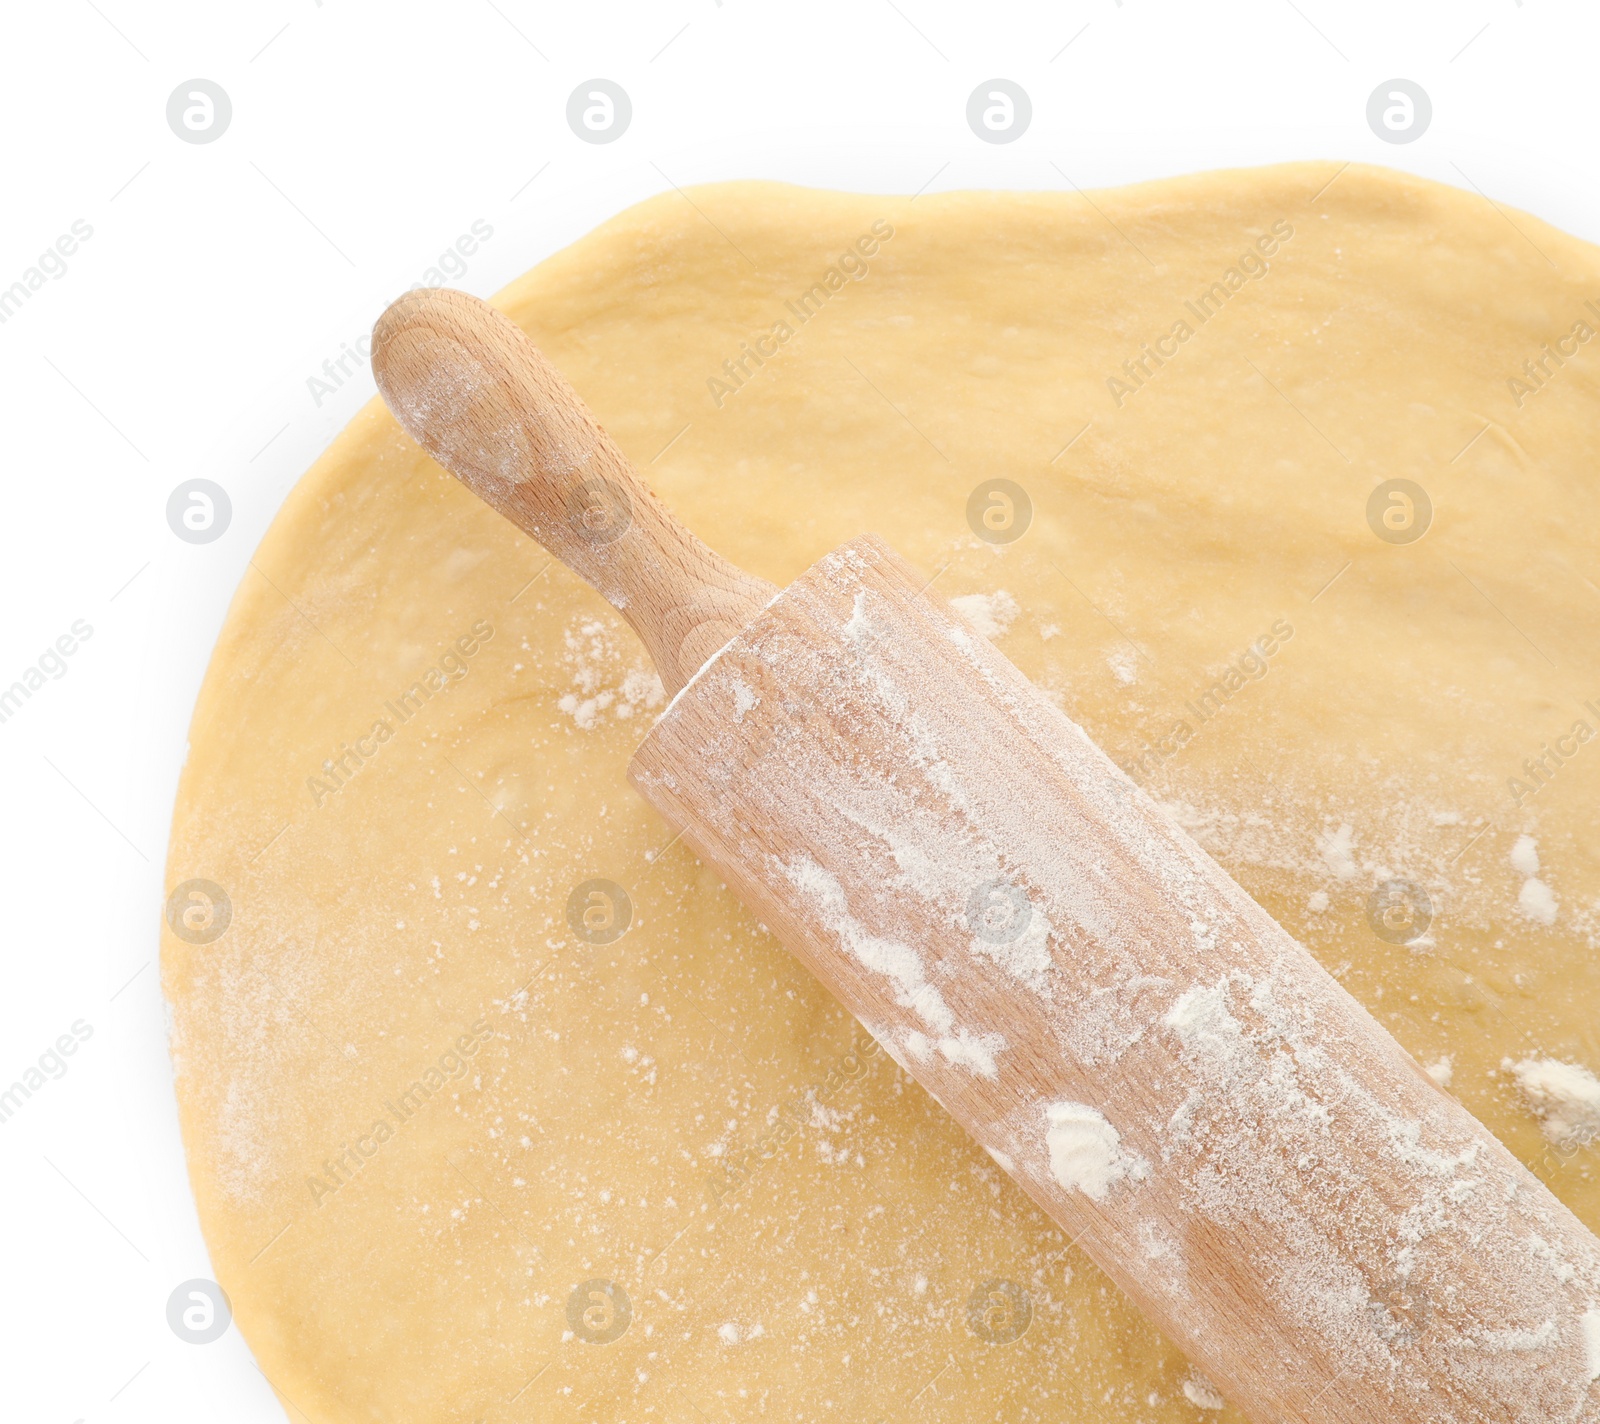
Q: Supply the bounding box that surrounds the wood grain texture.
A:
[630,536,1600,1424]
[370,287,777,693]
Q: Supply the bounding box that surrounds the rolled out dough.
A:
[164,164,1600,1423]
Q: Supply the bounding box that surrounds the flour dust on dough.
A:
[164,166,1600,1423]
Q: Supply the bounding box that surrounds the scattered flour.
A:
[1106,646,1139,686]
[555,617,664,729]
[1477,1320,1558,1352]
[1044,1101,1148,1201]
[717,1321,763,1345]
[841,590,872,646]
[934,1027,1008,1079]
[1506,1056,1600,1149]
[904,1025,1008,1080]
[1181,1373,1226,1410]
[1316,822,1358,880]
[1511,835,1541,877]
[1307,890,1330,914]
[1163,982,1244,1063]
[966,892,1056,995]
[1426,1056,1454,1089]
[1512,835,1558,925]
[785,855,952,1033]
[729,676,760,723]
[949,589,1019,640]
[1519,877,1558,926]
[784,854,1006,1078]
[1583,1308,1600,1382]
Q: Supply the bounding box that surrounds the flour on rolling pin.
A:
[633,535,1600,1423]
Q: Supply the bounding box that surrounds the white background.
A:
[1,1,1597,1419]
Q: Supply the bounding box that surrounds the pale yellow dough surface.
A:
[164,165,1600,1423]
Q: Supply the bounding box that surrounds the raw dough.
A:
[163,164,1600,1423]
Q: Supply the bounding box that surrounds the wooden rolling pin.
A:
[372,287,1600,1424]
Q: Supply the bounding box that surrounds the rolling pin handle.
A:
[371,287,776,693]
